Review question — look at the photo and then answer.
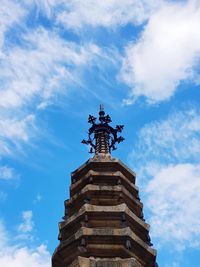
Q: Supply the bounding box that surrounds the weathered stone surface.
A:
[54,226,156,267]
[52,157,157,267]
[61,203,148,229]
[65,184,142,217]
[70,170,138,198]
[71,158,136,184]
[59,203,149,243]
[69,257,142,267]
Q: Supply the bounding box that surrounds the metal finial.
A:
[82,106,124,155]
[100,104,104,112]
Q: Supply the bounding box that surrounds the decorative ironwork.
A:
[82,105,124,154]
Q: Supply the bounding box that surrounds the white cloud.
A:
[42,0,162,30]
[0,0,25,49]
[121,0,200,103]
[130,108,200,167]
[0,115,35,156]
[18,210,34,234]
[0,26,101,156]
[0,244,50,267]
[0,28,98,110]
[146,163,200,249]
[0,166,18,180]
[129,108,200,249]
[0,220,50,267]
[0,0,163,159]
[0,166,19,201]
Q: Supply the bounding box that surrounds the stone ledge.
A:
[60,203,149,231]
[70,170,138,197]
[58,226,156,259]
[71,158,136,184]
[69,256,142,267]
[66,184,142,210]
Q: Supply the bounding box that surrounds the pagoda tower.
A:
[52,106,157,267]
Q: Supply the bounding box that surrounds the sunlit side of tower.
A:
[52,106,157,267]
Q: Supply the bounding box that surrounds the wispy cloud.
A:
[0,27,99,109]
[146,163,200,250]
[129,107,200,249]
[0,115,35,156]
[17,210,35,241]
[121,0,200,103]
[52,0,161,30]
[130,108,200,168]
[0,166,19,180]
[0,166,20,201]
[0,0,25,48]
[0,24,102,157]
[18,210,34,234]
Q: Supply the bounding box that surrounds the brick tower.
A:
[52,106,157,267]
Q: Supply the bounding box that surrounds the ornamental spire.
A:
[82,105,124,154]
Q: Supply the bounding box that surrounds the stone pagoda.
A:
[52,105,157,267]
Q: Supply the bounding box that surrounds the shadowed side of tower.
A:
[52,106,157,267]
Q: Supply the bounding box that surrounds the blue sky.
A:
[0,1,200,266]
